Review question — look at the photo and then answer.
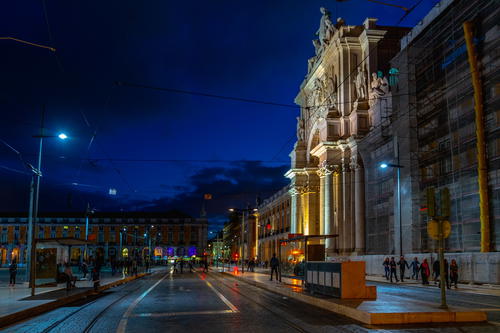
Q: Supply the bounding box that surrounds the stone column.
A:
[324,170,333,250]
[335,170,343,252]
[354,165,365,254]
[290,189,298,234]
[318,171,326,236]
[342,161,352,254]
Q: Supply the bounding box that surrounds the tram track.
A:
[205,272,312,333]
[40,273,151,333]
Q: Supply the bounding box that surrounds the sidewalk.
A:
[0,267,163,329]
[217,267,487,325]
[225,265,500,297]
[365,274,500,297]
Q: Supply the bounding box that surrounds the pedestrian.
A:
[203,259,209,273]
[450,259,458,289]
[410,257,420,280]
[264,260,269,269]
[383,257,390,280]
[9,259,17,286]
[81,261,88,279]
[389,257,398,283]
[248,258,255,272]
[64,263,76,290]
[188,260,194,273]
[398,256,409,282]
[420,258,430,285]
[439,259,450,289]
[92,267,100,291]
[132,259,138,276]
[269,253,280,281]
[180,260,184,274]
[432,259,440,285]
[173,260,179,273]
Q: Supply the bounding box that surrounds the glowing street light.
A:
[380,163,388,169]
[58,133,68,140]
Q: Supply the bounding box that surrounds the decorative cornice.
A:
[310,141,339,157]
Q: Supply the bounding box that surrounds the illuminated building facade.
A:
[0,211,208,266]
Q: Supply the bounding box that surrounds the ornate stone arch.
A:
[306,118,327,166]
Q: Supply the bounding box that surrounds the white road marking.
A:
[133,310,234,317]
[116,273,169,333]
[196,273,238,313]
[204,279,239,313]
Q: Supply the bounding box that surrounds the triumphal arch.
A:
[285,8,408,257]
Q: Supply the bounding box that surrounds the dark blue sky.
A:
[0,0,438,230]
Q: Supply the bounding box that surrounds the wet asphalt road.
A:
[3,269,499,333]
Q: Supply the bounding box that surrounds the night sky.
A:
[1,0,438,231]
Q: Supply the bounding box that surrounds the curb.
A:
[0,272,149,329]
[221,272,487,325]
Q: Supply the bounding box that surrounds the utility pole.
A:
[427,187,451,309]
[241,210,245,274]
[29,107,45,296]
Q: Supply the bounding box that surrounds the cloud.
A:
[138,161,289,218]
[0,160,289,231]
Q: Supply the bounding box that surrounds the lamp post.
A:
[27,108,68,296]
[228,207,258,274]
[380,159,404,256]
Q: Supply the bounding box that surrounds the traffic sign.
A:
[427,219,451,240]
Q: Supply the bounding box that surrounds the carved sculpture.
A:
[316,7,335,47]
[324,73,337,107]
[369,72,389,106]
[309,8,335,76]
[355,67,367,100]
[296,117,305,141]
[311,78,324,107]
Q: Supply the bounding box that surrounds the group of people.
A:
[383,256,459,288]
[171,259,209,274]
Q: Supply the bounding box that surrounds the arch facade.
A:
[286,14,407,257]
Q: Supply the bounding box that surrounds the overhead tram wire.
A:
[116,81,298,109]
[113,64,489,164]
[38,3,138,199]
[115,4,427,163]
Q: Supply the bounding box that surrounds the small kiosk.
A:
[34,237,94,286]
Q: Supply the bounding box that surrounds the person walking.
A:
[132,259,138,276]
[439,259,450,289]
[248,258,255,272]
[81,261,88,279]
[180,260,184,274]
[432,259,440,285]
[398,256,409,282]
[450,259,459,289]
[203,259,209,273]
[92,267,100,291]
[269,253,280,281]
[389,257,398,283]
[420,258,430,285]
[410,257,420,280]
[64,263,76,290]
[9,259,17,286]
[383,257,390,280]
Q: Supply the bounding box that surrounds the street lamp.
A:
[379,161,404,256]
[27,108,68,296]
[228,207,257,274]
